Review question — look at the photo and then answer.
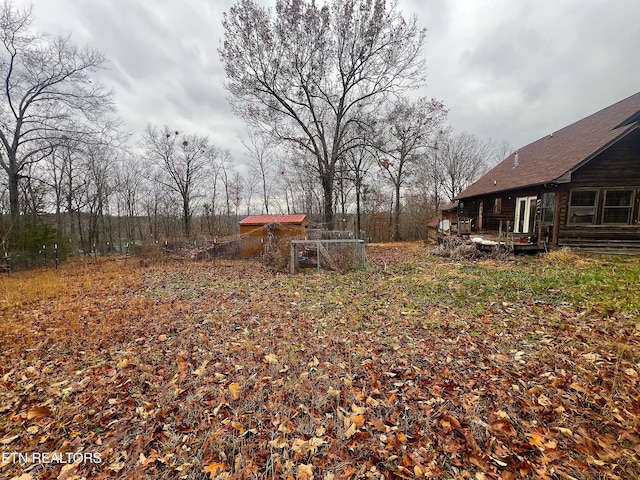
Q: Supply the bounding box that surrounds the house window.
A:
[493,198,502,214]
[568,190,597,224]
[603,190,633,224]
[540,192,555,224]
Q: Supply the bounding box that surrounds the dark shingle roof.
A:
[457,92,640,199]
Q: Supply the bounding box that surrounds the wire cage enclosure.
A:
[289,239,367,273]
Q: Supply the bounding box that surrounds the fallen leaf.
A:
[231,421,245,434]
[264,353,278,364]
[228,382,242,400]
[350,415,365,428]
[526,432,545,447]
[309,437,325,447]
[291,438,308,453]
[488,419,516,437]
[177,356,188,373]
[57,462,80,480]
[203,461,227,478]
[582,353,600,362]
[441,414,461,429]
[344,423,357,438]
[297,463,314,480]
[107,462,125,472]
[268,437,288,449]
[496,410,512,421]
[194,360,209,376]
[27,406,51,420]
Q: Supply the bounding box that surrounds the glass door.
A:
[514,196,537,233]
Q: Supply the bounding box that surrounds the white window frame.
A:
[514,196,537,233]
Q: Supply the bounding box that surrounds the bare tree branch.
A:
[220,0,427,228]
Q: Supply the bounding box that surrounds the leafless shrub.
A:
[434,237,479,260]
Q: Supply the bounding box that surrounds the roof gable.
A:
[457,92,640,199]
[239,214,307,226]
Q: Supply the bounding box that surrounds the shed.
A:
[239,214,308,257]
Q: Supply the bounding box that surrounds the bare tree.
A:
[229,170,244,219]
[344,143,376,239]
[114,154,144,244]
[220,0,427,228]
[42,144,70,236]
[140,168,165,242]
[488,138,513,167]
[376,96,446,240]
[81,145,112,252]
[243,128,276,215]
[203,152,224,235]
[141,125,214,238]
[219,151,232,218]
[438,131,492,203]
[0,2,114,246]
[244,169,260,216]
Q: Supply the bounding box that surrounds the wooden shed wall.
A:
[239,223,308,257]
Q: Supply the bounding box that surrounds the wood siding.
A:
[239,222,308,257]
[458,131,640,252]
[456,108,640,253]
[570,132,640,187]
[459,187,542,233]
[555,132,640,252]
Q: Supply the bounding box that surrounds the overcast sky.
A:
[18,0,640,168]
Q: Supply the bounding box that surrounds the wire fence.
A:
[290,239,367,273]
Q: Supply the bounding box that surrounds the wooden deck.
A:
[438,231,547,254]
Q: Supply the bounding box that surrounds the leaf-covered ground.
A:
[1,244,639,480]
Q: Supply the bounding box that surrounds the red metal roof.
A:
[239,214,307,225]
[457,91,640,199]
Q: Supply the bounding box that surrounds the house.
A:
[238,214,308,257]
[456,91,640,253]
[427,202,460,240]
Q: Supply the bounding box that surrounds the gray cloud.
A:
[20,0,640,165]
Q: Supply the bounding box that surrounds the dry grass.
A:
[0,245,639,480]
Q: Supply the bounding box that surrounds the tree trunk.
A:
[8,171,20,246]
[355,181,362,239]
[183,197,191,238]
[394,182,402,241]
[321,169,334,230]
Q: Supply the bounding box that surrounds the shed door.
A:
[514,196,537,233]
